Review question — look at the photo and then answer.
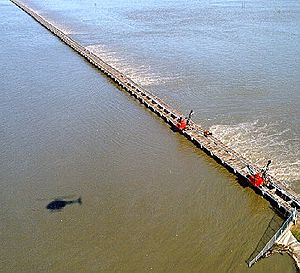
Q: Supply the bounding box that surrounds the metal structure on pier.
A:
[11,0,300,219]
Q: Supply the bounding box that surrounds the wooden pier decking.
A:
[11,0,300,217]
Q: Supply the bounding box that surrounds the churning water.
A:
[26,0,300,189]
[1,0,299,272]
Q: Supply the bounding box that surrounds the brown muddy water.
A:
[1,0,299,272]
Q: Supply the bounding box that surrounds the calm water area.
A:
[1,0,299,272]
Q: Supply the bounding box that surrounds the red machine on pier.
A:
[246,160,271,187]
[176,117,187,130]
[176,110,194,131]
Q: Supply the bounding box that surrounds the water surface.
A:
[1,0,299,272]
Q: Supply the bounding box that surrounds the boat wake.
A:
[210,120,300,188]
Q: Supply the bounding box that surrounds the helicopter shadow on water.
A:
[42,195,82,212]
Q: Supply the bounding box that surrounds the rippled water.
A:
[26,0,300,188]
[1,0,299,272]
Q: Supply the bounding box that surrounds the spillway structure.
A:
[11,0,300,219]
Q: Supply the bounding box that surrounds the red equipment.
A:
[248,173,265,187]
[204,130,212,137]
[176,117,187,130]
[247,160,271,187]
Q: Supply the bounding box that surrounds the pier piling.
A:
[10,0,300,218]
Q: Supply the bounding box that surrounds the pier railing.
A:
[10,0,300,217]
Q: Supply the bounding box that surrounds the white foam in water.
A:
[210,121,300,186]
[86,44,177,86]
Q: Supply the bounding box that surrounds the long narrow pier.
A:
[11,0,300,217]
